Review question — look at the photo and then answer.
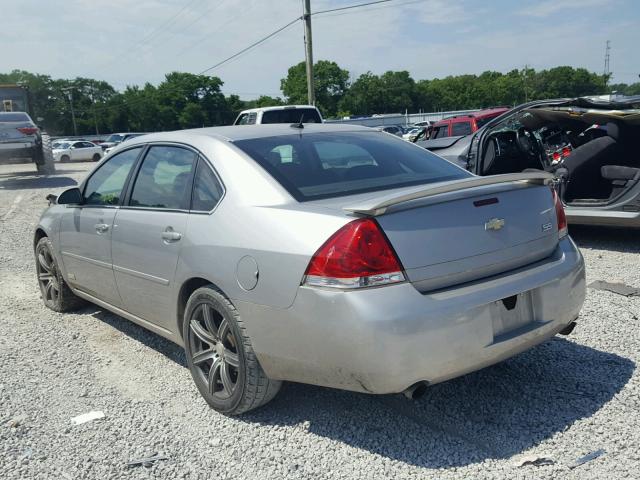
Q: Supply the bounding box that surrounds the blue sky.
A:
[2,0,639,98]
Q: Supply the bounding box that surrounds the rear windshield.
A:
[261,108,321,124]
[234,131,468,201]
[0,112,30,122]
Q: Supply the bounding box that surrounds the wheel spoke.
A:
[190,319,216,345]
[192,348,215,365]
[201,304,218,338]
[39,273,53,281]
[218,320,229,343]
[208,357,222,395]
[220,361,234,395]
[224,350,240,368]
[38,253,52,273]
[44,280,54,301]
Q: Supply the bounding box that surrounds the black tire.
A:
[183,286,281,415]
[92,153,101,162]
[60,154,70,163]
[35,237,85,312]
[35,134,56,174]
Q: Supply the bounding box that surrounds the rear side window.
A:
[130,146,196,209]
[0,112,30,122]
[260,108,321,124]
[234,132,468,201]
[191,160,224,211]
[84,147,141,205]
[452,121,472,136]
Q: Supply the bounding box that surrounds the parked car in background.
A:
[0,111,55,173]
[100,132,146,152]
[35,123,585,415]
[234,105,323,125]
[418,96,640,227]
[428,108,510,140]
[52,140,103,162]
[371,125,404,136]
[403,126,429,142]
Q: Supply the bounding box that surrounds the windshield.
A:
[54,142,71,149]
[261,108,322,124]
[106,134,124,142]
[234,131,468,201]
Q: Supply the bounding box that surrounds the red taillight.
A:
[303,218,405,289]
[552,152,561,162]
[17,127,38,135]
[551,188,568,238]
[562,146,571,157]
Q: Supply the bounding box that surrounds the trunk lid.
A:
[0,121,35,142]
[375,182,558,291]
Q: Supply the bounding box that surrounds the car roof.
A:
[433,107,510,126]
[238,105,319,114]
[125,123,375,145]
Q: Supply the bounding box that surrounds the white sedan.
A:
[52,141,103,162]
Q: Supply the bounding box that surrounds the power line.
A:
[313,0,425,19]
[198,16,301,74]
[312,0,392,16]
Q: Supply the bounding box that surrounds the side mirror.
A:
[57,187,82,205]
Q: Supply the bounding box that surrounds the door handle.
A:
[95,223,109,234]
[162,230,182,242]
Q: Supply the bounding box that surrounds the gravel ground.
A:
[1,162,639,480]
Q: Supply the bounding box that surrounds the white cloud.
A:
[519,0,610,17]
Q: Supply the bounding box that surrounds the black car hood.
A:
[415,136,465,150]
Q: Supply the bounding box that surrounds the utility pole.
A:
[303,0,315,105]
[89,88,99,135]
[603,40,611,89]
[62,87,78,136]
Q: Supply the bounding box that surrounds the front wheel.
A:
[92,153,101,162]
[35,237,85,312]
[183,286,281,415]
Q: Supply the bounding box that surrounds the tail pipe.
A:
[402,381,429,400]
[559,321,577,336]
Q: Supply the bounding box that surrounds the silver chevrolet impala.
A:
[34,124,586,414]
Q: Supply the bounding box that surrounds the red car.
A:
[430,107,510,139]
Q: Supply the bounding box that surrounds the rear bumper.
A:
[237,237,586,394]
[0,141,37,162]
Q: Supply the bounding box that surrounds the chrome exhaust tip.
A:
[403,381,429,400]
[559,321,577,336]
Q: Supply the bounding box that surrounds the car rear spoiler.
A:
[343,172,555,216]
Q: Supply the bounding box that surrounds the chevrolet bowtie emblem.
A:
[485,218,505,231]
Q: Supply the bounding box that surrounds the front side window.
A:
[130,146,196,209]
[234,132,468,201]
[235,113,249,125]
[83,147,142,205]
[191,160,224,211]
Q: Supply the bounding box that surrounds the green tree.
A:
[281,60,349,117]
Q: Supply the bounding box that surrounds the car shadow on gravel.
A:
[86,307,634,469]
[241,337,634,468]
[570,225,640,254]
[0,173,79,190]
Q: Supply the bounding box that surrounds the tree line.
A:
[1,63,638,136]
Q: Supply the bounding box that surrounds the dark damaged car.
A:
[416,95,640,227]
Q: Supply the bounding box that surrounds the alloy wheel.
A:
[36,245,60,305]
[188,302,241,399]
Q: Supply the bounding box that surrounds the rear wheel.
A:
[35,237,85,312]
[35,134,56,174]
[183,286,281,415]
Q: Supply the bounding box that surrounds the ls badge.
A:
[485,218,505,231]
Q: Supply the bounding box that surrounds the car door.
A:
[58,146,143,306]
[111,144,197,329]
[69,142,84,161]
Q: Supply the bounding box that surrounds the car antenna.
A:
[290,114,304,129]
